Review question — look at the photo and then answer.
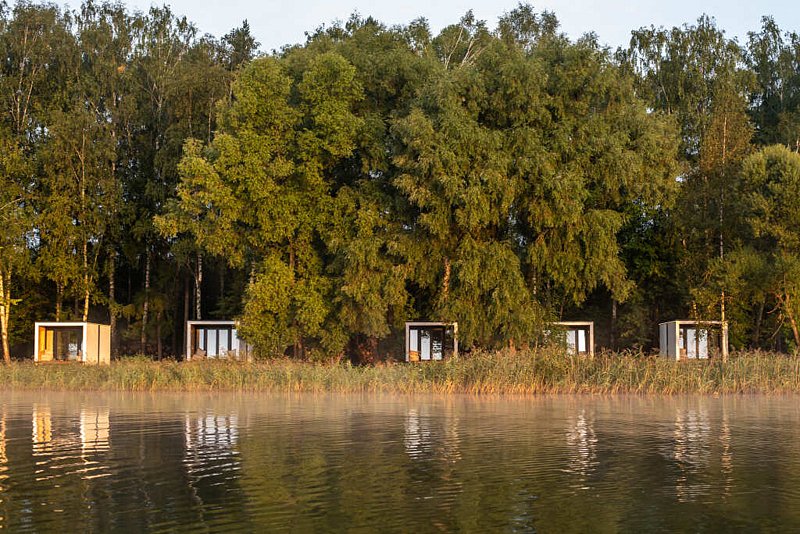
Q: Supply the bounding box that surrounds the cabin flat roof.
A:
[659,320,727,326]
[34,321,107,327]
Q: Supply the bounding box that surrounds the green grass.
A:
[2,349,800,394]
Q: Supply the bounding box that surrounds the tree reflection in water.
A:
[0,393,799,531]
[0,408,7,494]
[403,404,461,464]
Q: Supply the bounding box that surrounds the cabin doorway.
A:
[193,325,235,358]
[48,326,83,362]
[405,322,457,362]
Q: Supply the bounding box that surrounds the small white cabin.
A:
[659,320,729,360]
[405,322,458,362]
[555,321,595,356]
[34,322,111,365]
[185,320,252,361]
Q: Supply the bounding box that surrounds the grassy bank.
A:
[3,349,800,394]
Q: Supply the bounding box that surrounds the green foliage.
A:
[737,146,800,347]
[6,2,800,360]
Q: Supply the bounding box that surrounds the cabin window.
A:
[407,324,455,362]
[566,327,590,355]
[207,329,218,356]
[680,326,709,359]
[194,326,235,358]
[409,329,419,360]
[420,330,431,360]
[47,327,82,361]
[231,329,239,351]
[218,329,229,353]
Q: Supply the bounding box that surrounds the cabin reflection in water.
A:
[660,403,734,503]
[671,408,712,502]
[405,322,458,362]
[32,404,110,459]
[80,408,110,454]
[403,405,461,463]
[184,412,239,465]
[32,403,53,454]
[565,409,598,482]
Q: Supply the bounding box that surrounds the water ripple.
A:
[2,394,800,531]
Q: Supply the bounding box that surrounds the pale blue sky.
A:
[58,0,799,52]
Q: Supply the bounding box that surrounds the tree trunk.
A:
[156,310,163,361]
[219,263,225,306]
[0,268,12,364]
[442,257,451,304]
[183,274,190,359]
[56,282,63,321]
[82,240,90,322]
[195,252,203,320]
[753,299,764,348]
[173,269,181,358]
[610,299,618,351]
[779,291,800,351]
[141,250,150,354]
[720,118,726,345]
[109,253,117,357]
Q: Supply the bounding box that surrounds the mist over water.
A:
[1,392,798,531]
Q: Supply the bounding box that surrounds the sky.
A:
[56,0,799,52]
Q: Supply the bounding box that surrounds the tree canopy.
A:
[3,2,800,360]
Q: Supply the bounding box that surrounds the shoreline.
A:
[2,350,799,395]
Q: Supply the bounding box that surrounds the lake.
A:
[0,392,799,532]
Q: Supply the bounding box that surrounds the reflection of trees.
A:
[403,406,461,463]
[234,397,469,530]
[670,407,713,503]
[7,394,800,530]
[719,412,733,499]
[185,412,238,451]
[182,410,249,528]
[1,393,255,531]
[0,408,7,496]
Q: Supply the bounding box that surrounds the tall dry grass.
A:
[2,349,800,394]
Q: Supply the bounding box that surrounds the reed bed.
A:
[2,349,800,394]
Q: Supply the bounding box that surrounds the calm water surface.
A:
[0,392,799,532]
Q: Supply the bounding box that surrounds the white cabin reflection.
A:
[661,404,735,503]
[184,410,241,483]
[32,403,54,454]
[403,409,432,460]
[565,409,598,484]
[672,408,712,502]
[32,404,110,457]
[403,406,461,463]
[30,403,111,482]
[80,407,110,454]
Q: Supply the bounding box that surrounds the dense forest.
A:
[1,1,799,361]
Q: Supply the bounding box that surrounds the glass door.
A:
[52,327,82,361]
[431,328,444,360]
[420,330,431,361]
